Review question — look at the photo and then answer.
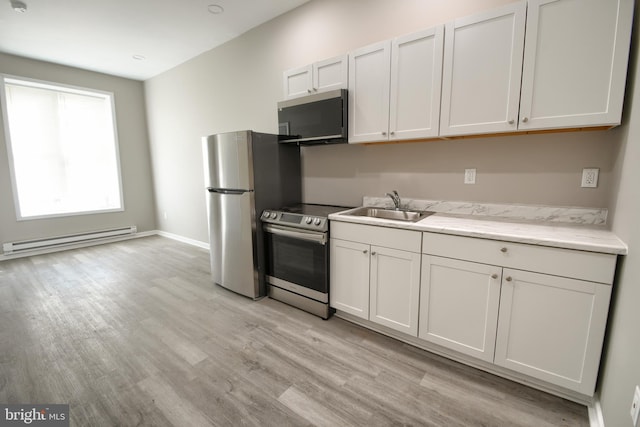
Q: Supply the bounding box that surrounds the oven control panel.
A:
[261,210,329,232]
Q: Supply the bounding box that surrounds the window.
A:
[1,76,123,220]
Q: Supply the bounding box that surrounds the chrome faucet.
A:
[386,190,401,210]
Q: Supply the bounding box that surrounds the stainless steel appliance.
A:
[261,204,349,319]
[277,89,348,145]
[202,131,301,299]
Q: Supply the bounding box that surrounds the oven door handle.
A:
[263,224,326,245]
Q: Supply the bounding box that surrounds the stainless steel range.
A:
[260,204,349,319]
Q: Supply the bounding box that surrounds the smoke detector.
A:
[11,0,27,12]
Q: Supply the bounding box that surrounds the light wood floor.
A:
[0,236,589,426]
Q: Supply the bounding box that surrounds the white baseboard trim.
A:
[154,230,210,250]
[588,395,605,427]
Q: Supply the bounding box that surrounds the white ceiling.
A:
[0,0,309,81]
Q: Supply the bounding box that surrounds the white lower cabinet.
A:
[330,223,617,399]
[369,246,421,336]
[330,239,370,319]
[419,255,501,362]
[494,269,612,396]
[330,222,422,336]
[420,232,616,397]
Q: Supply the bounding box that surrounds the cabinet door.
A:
[313,55,348,93]
[348,41,392,144]
[494,269,612,395]
[419,256,501,362]
[518,0,634,130]
[369,246,421,336]
[440,2,526,136]
[330,239,370,319]
[283,64,313,99]
[389,26,444,141]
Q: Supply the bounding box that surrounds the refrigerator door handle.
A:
[207,187,253,195]
[263,224,326,245]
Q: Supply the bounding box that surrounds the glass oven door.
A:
[264,224,328,295]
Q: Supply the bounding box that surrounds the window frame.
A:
[0,74,125,221]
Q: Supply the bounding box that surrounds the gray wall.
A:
[0,53,157,244]
[597,3,640,425]
[145,0,619,244]
[144,1,639,425]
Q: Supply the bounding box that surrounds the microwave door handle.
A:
[264,225,326,245]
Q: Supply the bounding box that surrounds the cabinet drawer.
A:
[422,232,616,284]
[332,222,421,252]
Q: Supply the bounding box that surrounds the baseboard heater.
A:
[2,226,137,255]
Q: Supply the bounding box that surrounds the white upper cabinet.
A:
[389,27,445,141]
[349,27,445,144]
[440,0,633,136]
[283,55,347,100]
[518,0,634,130]
[314,55,348,94]
[283,65,312,100]
[348,41,392,143]
[289,0,634,139]
[440,2,526,136]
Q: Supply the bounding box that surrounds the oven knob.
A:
[270,212,277,219]
[263,211,270,218]
[314,218,321,226]
[305,217,312,224]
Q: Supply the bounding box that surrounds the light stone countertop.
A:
[329,208,628,256]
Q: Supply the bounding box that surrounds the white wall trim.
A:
[588,395,605,427]
[154,230,210,250]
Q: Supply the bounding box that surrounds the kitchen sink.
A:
[345,207,434,222]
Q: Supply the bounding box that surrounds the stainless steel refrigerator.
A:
[202,131,301,299]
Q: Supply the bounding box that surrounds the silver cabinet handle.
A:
[508,119,515,125]
[500,247,508,253]
[371,252,377,256]
[505,276,513,282]
[390,131,395,135]
[491,274,498,279]
[307,89,313,93]
[382,131,387,136]
[363,250,368,254]
[522,117,529,123]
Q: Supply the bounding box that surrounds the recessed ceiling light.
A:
[11,0,27,12]
[208,4,224,14]
[132,55,146,61]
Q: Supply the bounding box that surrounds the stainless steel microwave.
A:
[277,89,348,145]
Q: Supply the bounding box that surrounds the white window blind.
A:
[1,76,123,219]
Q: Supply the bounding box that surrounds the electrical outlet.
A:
[581,168,599,188]
[631,385,640,426]
[464,168,476,185]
